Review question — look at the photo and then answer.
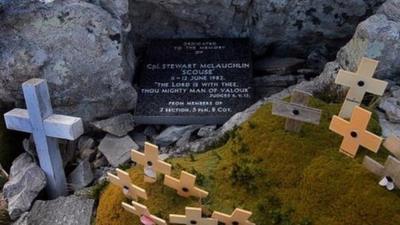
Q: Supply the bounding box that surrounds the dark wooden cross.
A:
[272,90,322,132]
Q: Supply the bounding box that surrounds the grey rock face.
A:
[154,125,202,147]
[3,153,46,220]
[0,0,136,123]
[130,0,384,56]
[12,195,94,225]
[380,97,400,123]
[67,160,94,191]
[337,0,400,82]
[91,113,135,137]
[98,134,138,167]
[197,125,217,137]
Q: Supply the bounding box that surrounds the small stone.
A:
[131,132,146,148]
[197,125,217,137]
[98,134,138,167]
[3,153,46,220]
[67,160,94,191]
[12,195,94,225]
[79,149,97,162]
[143,126,158,138]
[93,157,109,169]
[175,130,192,148]
[91,113,135,137]
[379,97,400,123]
[254,57,305,75]
[77,136,95,151]
[154,125,202,147]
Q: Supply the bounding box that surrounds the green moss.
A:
[96,99,400,225]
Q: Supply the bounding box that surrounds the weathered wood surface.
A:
[272,90,322,132]
[383,135,400,159]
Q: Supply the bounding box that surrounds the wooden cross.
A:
[170,207,217,225]
[335,57,388,118]
[383,135,400,159]
[272,90,322,132]
[164,171,208,199]
[329,106,383,158]
[3,79,84,198]
[107,168,147,200]
[212,208,255,225]
[132,142,172,183]
[122,201,167,225]
[363,155,400,189]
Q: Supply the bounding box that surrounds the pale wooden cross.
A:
[272,90,322,132]
[122,201,167,225]
[3,79,84,198]
[363,155,400,189]
[329,106,383,158]
[170,207,217,225]
[335,57,388,118]
[212,208,255,225]
[383,135,400,159]
[107,168,147,200]
[132,142,172,183]
[164,171,208,199]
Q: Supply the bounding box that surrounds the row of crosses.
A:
[108,142,255,225]
[273,57,400,191]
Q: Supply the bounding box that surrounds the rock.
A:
[91,113,135,137]
[67,160,94,191]
[131,132,146,148]
[0,0,136,123]
[12,195,94,225]
[143,126,158,139]
[307,45,329,71]
[197,125,217,137]
[337,0,400,83]
[77,136,95,151]
[175,130,193,148]
[79,149,97,162]
[254,57,305,75]
[93,157,109,169]
[154,125,202,147]
[253,74,303,98]
[3,153,46,220]
[378,111,400,138]
[59,140,77,167]
[130,0,383,56]
[379,97,400,123]
[99,0,129,19]
[98,134,138,167]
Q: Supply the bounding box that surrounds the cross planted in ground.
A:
[4,79,84,198]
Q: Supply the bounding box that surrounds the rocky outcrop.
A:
[98,134,138,167]
[12,195,94,225]
[130,0,384,56]
[337,0,400,83]
[0,0,136,123]
[3,153,46,220]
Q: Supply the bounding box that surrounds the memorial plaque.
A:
[135,38,253,125]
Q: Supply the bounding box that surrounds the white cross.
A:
[3,79,84,198]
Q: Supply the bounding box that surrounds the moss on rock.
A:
[96,99,400,225]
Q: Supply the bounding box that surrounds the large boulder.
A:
[12,195,94,225]
[130,0,384,56]
[337,0,400,82]
[0,0,136,123]
[3,153,46,220]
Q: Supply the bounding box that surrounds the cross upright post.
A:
[4,79,84,198]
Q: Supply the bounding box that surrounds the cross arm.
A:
[4,108,32,133]
[3,109,83,141]
[169,214,187,224]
